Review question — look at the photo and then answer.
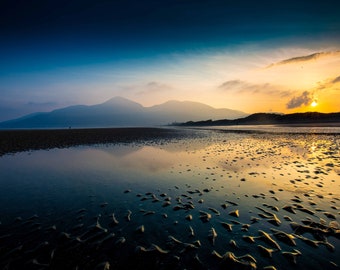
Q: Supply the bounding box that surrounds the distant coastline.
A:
[172,112,340,127]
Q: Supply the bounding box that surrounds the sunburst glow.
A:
[311,101,318,107]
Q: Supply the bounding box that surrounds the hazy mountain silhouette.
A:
[0,97,247,128]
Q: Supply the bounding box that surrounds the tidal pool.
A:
[0,128,339,269]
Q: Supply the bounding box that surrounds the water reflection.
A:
[206,125,340,134]
[0,130,339,269]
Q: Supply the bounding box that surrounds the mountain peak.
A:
[152,100,214,109]
[103,96,139,105]
[101,96,144,109]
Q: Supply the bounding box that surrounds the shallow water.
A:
[0,129,339,269]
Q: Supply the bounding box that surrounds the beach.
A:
[0,127,339,269]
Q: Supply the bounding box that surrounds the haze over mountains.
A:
[0,97,247,129]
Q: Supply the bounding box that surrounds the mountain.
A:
[175,112,340,126]
[0,97,247,129]
[146,100,246,124]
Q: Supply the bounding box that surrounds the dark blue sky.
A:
[2,0,339,62]
[1,0,340,120]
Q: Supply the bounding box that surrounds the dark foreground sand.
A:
[0,127,190,156]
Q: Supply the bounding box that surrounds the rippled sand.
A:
[0,128,339,269]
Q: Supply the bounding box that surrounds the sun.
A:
[311,101,318,107]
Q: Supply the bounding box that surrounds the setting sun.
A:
[311,101,318,107]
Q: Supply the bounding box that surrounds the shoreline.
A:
[174,122,340,127]
[2,125,340,156]
[0,127,188,156]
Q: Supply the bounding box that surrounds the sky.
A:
[0,0,340,121]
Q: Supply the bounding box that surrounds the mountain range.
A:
[0,97,247,129]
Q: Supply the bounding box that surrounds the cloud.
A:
[266,51,340,68]
[277,52,324,64]
[136,81,173,96]
[314,75,340,90]
[219,80,243,89]
[286,91,312,109]
[27,101,58,107]
[284,75,340,111]
[218,79,291,97]
[332,76,340,84]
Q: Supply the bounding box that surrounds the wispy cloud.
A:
[218,80,243,89]
[218,79,291,97]
[315,75,340,90]
[266,51,340,68]
[135,81,173,96]
[286,91,312,109]
[27,101,58,107]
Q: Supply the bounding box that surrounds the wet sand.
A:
[0,127,192,156]
[0,127,339,269]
